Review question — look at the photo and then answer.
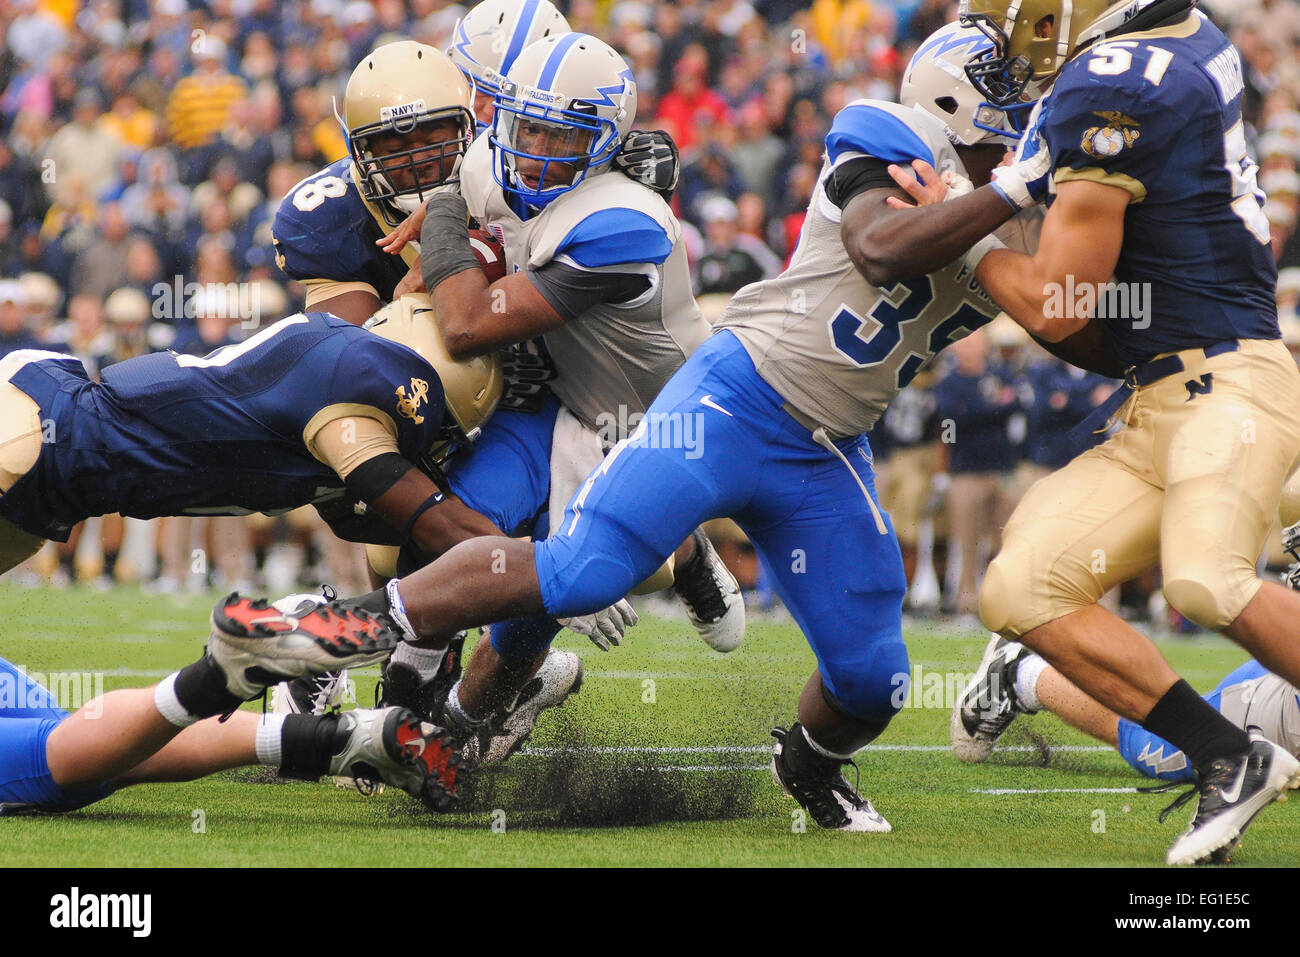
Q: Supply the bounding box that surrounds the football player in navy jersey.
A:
[885,0,1300,864]
[0,298,503,585]
[272,42,475,327]
[0,298,489,815]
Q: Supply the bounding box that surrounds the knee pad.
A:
[980,546,1100,639]
[979,555,1028,638]
[820,640,910,724]
[1163,572,1256,631]
[487,614,563,661]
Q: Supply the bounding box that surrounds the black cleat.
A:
[1160,728,1300,865]
[209,593,402,699]
[376,633,466,724]
[770,724,891,832]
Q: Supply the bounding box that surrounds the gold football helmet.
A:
[365,294,503,459]
[960,0,1191,103]
[343,41,475,226]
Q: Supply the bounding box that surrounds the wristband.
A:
[420,193,481,290]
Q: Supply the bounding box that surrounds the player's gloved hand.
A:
[613,130,680,200]
[990,97,1052,210]
[560,599,639,651]
[498,345,556,413]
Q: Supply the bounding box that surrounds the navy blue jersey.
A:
[271,159,409,300]
[1044,12,1277,366]
[0,313,446,540]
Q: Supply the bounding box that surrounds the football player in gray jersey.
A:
[373,33,744,764]
[218,25,1052,827]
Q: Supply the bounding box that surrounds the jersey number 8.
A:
[292,175,349,212]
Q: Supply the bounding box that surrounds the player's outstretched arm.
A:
[418,193,568,357]
[842,167,1016,286]
[975,179,1127,343]
[312,416,505,559]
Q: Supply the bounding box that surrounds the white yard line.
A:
[970,787,1140,795]
[515,744,1113,756]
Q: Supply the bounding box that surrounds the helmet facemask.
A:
[961,7,1041,106]
[490,81,623,208]
[349,104,476,225]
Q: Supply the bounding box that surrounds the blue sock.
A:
[488,615,563,659]
[1117,717,1195,783]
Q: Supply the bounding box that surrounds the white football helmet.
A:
[343,41,475,225]
[901,21,1036,146]
[490,32,636,208]
[449,0,571,101]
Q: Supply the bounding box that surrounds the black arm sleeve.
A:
[343,452,414,504]
[824,156,900,210]
[526,259,653,322]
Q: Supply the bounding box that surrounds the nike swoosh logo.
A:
[1220,758,1250,804]
[700,394,733,417]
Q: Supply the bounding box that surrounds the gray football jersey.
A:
[461,137,708,433]
[716,100,1004,437]
[1219,672,1300,759]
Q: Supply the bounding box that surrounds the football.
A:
[469,229,507,283]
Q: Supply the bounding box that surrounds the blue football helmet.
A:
[489,32,636,209]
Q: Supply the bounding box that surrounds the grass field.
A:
[1,581,1294,868]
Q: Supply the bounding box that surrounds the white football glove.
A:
[560,599,639,651]
[990,97,1053,210]
[941,169,975,199]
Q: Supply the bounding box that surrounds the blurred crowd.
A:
[3,0,1300,624]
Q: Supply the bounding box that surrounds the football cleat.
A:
[473,649,584,766]
[329,707,463,812]
[950,634,1039,763]
[209,593,403,699]
[271,671,355,716]
[1160,728,1300,866]
[770,725,891,832]
[376,632,466,724]
[673,528,745,653]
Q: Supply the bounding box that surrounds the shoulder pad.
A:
[529,174,677,270]
[825,100,942,167]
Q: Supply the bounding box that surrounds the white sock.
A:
[153,673,200,728]
[391,641,447,681]
[1014,652,1049,713]
[801,724,854,761]
[445,682,489,730]
[385,578,420,642]
[254,713,288,766]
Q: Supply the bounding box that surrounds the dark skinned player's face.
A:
[370,118,465,192]
[510,117,595,191]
